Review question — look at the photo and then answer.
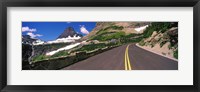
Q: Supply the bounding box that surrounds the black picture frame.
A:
[0,0,199,92]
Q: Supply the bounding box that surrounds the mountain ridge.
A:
[81,22,150,41]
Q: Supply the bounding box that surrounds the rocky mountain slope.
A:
[82,22,150,41]
[138,22,178,59]
[22,35,37,44]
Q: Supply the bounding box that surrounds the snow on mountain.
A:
[33,39,45,45]
[45,27,82,44]
[134,25,149,32]
[47,35,81,44]
[46,43,81,56]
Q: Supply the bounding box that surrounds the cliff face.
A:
[22,44,32,69]
[81,22,150,40]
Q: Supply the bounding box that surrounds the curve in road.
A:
[62,44,178,70]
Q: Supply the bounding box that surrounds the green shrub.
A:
[104,25,124,30]
[160,41,167,48]
[174,49,178,59]
[139,40,145,46]
[120,34,143,44]
[143,22,173,38]
[168,44,172,49]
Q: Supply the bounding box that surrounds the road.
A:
[62,44,178,70]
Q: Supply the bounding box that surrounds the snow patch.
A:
[46,43,81,56]
[135,25,149,32]
[33,40,45,45]
[47,35,81,44]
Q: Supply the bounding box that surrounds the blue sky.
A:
[22,22,96,41]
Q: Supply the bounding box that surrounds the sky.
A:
[22,22,96,41]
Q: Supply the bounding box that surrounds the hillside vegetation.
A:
[31,43,71,62]
[138,22,178,59]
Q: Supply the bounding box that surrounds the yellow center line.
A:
[127,45,132,70]
[124,45,132,70]
[124,46,128,70]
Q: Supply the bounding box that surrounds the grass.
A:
[96,25,124,35]
[50,50,69,58]
[93,25,125,41]
[74,43,107,52]
[32,54,48,62]
[92,32,126,41]
[32,50,69,62]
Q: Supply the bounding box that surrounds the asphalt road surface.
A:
[62,44,178,70]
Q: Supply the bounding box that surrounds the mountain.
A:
[22,35,45,45]
[81,22,150,41]
[22,35,37,44]
[57,27,82,39]
[45,27,82,44]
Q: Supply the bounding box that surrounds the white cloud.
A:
[22,26,43,38]
[22,26,36,32]
[80,25,89,35]
[27,32,43,38]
